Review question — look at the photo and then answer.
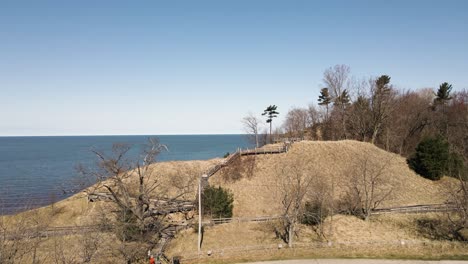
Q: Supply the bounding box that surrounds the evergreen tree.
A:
[433,82,453,136]
[407,136,450,180]
[202,186,234,218]
[262,105,279,143]
[376,75,391,91]
[318,88,332,120]
[335,89,351,106]
[370,75,393,144]
[435,82,453,105]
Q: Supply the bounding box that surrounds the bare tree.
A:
[0,208,50,264]
[307,104,322,140]
[52,236,78,264]
[342,153,393,221]
[323,65,351,100]
[303,177,333,239]
[445,90,468,158]
[0,216,29,264]
[387,90,432,155]
[348,95,372,141]
[79,137,196,260]
[323,65,352,139]
[273,159,314,247]
[78,232,101,263]
[445,171,468,240]
[283,107,309,139]
[444,133,468,240]
[242,112,262,147]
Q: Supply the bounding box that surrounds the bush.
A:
[302,201,330,226]
[114,208,160,242]
[202,186,234,218]
[408,136,449,180]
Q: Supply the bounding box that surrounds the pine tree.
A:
[433,82,453,136]
[435,82,453,105]
[318,88,332,120]
[335,89,350,106]
[202,186,234,218]
[262,105,279,143]
[370,75,393,144]
[407,136,450,180]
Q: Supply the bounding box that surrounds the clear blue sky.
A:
[1,0,467,136]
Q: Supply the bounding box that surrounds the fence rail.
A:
[202,215,284,225]
[0,224,107,239]
[205,150,241,178]
[370,203,458,215]
[200,204,459,226]
[204,142,292,179]
[2,204,457,240]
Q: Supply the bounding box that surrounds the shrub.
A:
[408,136,449,180]
[202,186,234,218]
[114,208,160,242]
[302,201,330,226]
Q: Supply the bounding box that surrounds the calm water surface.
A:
[0,135,251,214]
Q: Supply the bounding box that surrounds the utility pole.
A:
[198,175,206,254]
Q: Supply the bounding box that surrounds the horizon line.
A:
[0,133,248,138]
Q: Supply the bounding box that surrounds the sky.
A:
[1,0,467,136]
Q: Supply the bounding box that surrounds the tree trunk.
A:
[341,109,347,139]
[325,105,329,122]
[371,124,380,145]
[255,132,259,148]
[288,221,294,248]
[269,122,272,144]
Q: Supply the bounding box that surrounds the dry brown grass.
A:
[2,158,218,263]
[167,222,283,257]
[168,140,464,262]
[9,140,450,226]
[178,243,468,264]
[166,217,468,263]
[167,213,468,263]
[4,159,217,227]
[4,140,464,263]
[211,140,453,218]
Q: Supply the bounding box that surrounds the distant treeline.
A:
[281,64,467,159]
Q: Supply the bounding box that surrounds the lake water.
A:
[0,135,252,214]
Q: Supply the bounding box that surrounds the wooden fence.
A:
[3,203,457,240]
[198,204,460,228]
[204,151,241,178]
[0,224,107,239]
[202,215,284,225]
[370,203,458,215]
[204,142,292,179]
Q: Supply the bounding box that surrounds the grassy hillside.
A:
[210,140,450,218]
[3,140,465,263]
[167,140,465,261]
[3,159,218,227]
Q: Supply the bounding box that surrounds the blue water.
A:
[0,135,251,214]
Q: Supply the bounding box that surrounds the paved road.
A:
[245,260,468,264]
